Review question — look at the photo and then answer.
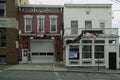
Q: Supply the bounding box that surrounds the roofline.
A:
[64,3,112,6]
[64,3,112,8]
[18,4,63,8]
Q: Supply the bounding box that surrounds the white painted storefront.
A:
[63,4,119,69]
[30,40,54,63]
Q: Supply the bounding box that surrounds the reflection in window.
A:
[38,18,44,32]
[69,45,79,60]
[95,45,104,58]
[0,28,6,47]
[82,40,92,43]
[109,40,116,44]
[82,45,92,58]
[0,2,6,17]
[94,40,105,43]
[71,21,78,34]
[50,18,57,32]
[85,21,92,29]
[25,18,32,32]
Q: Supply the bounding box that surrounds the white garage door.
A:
[31,40,54,63]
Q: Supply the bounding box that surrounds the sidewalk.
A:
[1,63,120,74]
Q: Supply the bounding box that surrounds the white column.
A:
[92,44,95,66]
[116,38,119,69]
[79,44,82,65]
[65,45,69,66]
[105,38,109,68]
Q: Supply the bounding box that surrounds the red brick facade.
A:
[18,5,63,63]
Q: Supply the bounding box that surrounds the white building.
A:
[63,3,119,69]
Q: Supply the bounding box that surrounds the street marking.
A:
[53,64,62,80]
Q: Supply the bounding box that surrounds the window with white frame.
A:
[49,15,57,33]
[99,21,105,33]
[95,45,104,58]
[37,15,45,33]
[71,21,78,34]
[69,45,79,60]
[99,21,105,29]
[109,40,116,44]
[24,15,32,32]
[85,21,92,29]
[0,1,6,17]
[82,45,92,58]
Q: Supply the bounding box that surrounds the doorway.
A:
[109,52,116,69]
[22,49,28,63]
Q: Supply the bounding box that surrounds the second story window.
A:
[99,21,105,29]
[49,15,57,33]
[37,15,45,33]
[85,21,92,29]
[0,28,6,47]
[24,15,33,32]
[71,21,78,34]
[0,1,6,17]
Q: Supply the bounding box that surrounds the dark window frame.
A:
[0,28,6,47]
[0,1,6,17]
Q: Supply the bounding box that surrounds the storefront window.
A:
[95,45,104,58]
[82,45,92,58]
[69,45,79,60]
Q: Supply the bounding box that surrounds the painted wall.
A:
[64,4,112,35]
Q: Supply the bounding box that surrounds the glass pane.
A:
[51,25,56,31]
[71,21,78,34]
[69,45,79,59]
[100,22,105,29]
[0,28,6,47]
[95,45,104,58]
[0,3,6,9]
[82,45,92,58]
[26,18,31,24]
[51,18,57,32]
[0,10,5,16]
[39,18,44,31]
[85,21,92,29]
[26,25,31,31]
[94,40,105,43]
[82,40,92,43]
[109,40,116,44]
[25,18,31,31]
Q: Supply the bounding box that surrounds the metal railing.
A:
[64,28,118,37]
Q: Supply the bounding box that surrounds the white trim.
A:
[24,15,33,18]
[24,15,33,33]
[49,15,58,33]
[37,15,45,18]
[22,49,28,63]
[37,15,45,33]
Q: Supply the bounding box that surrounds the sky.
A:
[29,0,120,36]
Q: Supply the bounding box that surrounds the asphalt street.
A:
[0,70,120,80]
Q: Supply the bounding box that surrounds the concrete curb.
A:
[1,64,120,74]
[5,69,120,74]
